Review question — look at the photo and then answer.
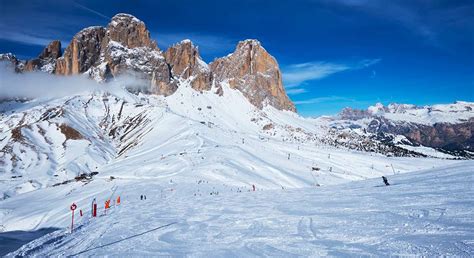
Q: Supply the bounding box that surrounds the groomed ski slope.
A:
[7,161,474,256]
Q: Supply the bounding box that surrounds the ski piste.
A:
[4,161,474,256]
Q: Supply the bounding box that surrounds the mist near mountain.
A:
[0,63,150,100]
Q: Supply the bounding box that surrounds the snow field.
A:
[6,161,474,256]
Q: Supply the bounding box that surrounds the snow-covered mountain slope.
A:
[326,101,474,157]
[365,102,474,125]
[4,161,474,256]
[0,83,460,200]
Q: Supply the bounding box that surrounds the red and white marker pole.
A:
[92,198,97,217]
[70,203,77,233]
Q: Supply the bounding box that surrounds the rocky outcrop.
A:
[339,107,371,120]
[0,53,24,72]
[39,40,62,59]
[337,102,474,154]
[24,40,62,73]
[367,117,474,152]
[0,40,62,73]
[151,62,177,96]
[210,39,295,112]
[56,26,106,75]
[164,40,212,92]
[106,13,157,49]
[0,41,62,73]
[55,13,171,91]
[2,14,297,112]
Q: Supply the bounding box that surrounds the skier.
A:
[382,176,390,186]
[140,195,143,200]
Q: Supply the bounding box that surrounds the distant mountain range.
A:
[329,102,474,157]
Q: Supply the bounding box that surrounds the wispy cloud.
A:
[284,58,380,107]
[324,0,474,48]
[0,28,70,48]
[283,62,350,87]
[72,1,110,20]
[286,88,308,95]
[294,96,353,105]
[282,58,380,91]
[0,30,54,47]
[0,1,110,55]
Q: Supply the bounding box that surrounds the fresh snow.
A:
[4,161,474,256]
[1,83,472,255]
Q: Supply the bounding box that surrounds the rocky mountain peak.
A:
[339,107,371,120]
[55,26,106,75]
[22,40,63,73]
[0,53,24,72]
[107,13,157,49]
[39,40,62,59]
[210,40,296,111]
[2,13,296,112]
[164,39,211,92]
[236,39,262,51]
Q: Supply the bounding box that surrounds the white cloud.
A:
[284,59,380,106]
[283,62,349,87]
[0,30,68,47]
[286,88,308,95]
[282,58,380,88]
[0,63,148,99]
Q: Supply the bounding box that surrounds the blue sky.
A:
[0,0,473,116]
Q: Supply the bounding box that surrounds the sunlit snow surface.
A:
[1,85,473,255]
[5,161,474,256]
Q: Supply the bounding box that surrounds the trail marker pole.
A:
[70,203,77,233]
[92,198,97,217]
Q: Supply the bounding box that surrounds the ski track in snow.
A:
[3,161,474,256]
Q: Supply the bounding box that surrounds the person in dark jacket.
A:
[382,176,390,186]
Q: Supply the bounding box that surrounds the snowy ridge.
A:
[365,101,474,125]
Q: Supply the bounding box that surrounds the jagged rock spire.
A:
[39,40,62,59]
[164,39,212,92]
[210,39,296,112]
[107,13,157,49]
[56,26,106,75]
